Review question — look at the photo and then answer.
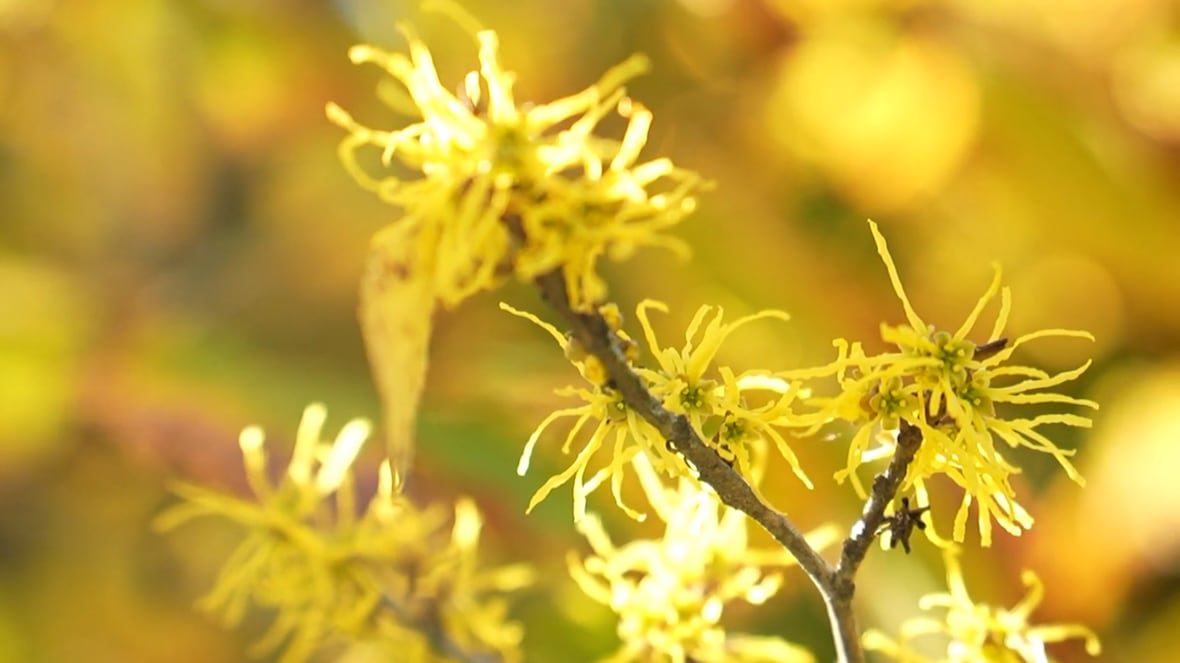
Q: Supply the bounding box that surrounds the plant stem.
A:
[835,420,924,583]
[827,419,925,662]
[533,270,834,582]
[532,268,924,662]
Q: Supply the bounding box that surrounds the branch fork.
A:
[533,267,924,663]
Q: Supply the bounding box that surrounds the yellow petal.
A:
[868,219,926,333]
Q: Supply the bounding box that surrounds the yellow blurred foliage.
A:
[0,259,93,470]
[764,21,978,211]
[1033,361,1180,625]
[1112,25,1180,144]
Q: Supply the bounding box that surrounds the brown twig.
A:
[835,420,924,581]
[827,419,925,660]
[532,269,850,644]
[531,266,927,662]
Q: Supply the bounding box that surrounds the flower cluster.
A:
[568,453,835,663]
[633,300,811,490]
[503,298,809,522]
[863,549,1101,662]
[156,404,532,663]
[782,221,1097,546]
[327,15,704,310]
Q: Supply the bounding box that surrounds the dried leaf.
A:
[359,221,436,475]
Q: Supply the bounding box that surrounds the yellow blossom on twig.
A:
[501,302,676,522]
[156,404,532,663]
[503,298,809,523]
[633,299,811,489]
[327,14,705,310]
[863,548,1101,662]
[568,453,835,663]
[782,221,1097,545]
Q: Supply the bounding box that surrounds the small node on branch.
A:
[878,497,930,554]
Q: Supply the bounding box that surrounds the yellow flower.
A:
[782,221,1096,545]
[501,302,677,523]
[568,453,833,663]
[503,299,809,523]
[156,404,532,663]
[327,14,704,309]
[634,300,812,489]
[863,549,1101,662]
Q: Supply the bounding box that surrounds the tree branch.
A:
[835,419,924,583]
[826,419,924,661]
[531,266,926,662]
[532,270,834,600]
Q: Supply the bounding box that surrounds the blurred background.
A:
[2,0,1178,661]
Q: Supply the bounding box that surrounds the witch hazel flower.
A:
[327,14,705,310]
[503,297,811,524]
[863,548,1101,662]
[568,453,835,663]
[782,221,1096,546]
[157,404,532,663]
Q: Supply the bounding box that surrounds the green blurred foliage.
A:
[1,0,1177,660]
